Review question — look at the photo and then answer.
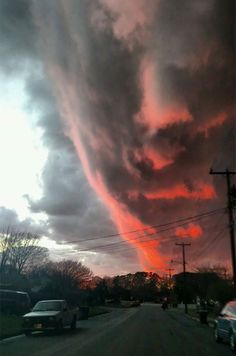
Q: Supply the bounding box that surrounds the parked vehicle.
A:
[0,289,31,315]
[214,300,236,352]
[22,299,78,335]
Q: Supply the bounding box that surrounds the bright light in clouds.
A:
[0,77,47,220]
[39,236,98,264]
[39,236,76,253]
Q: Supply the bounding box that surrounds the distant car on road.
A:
[22,299,78,335]
[214,300,236,352]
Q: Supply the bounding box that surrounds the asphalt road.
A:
[0,304,231,356]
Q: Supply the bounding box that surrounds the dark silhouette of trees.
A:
[194,264,230,280]
[29,260,93,304]
[91,277,109,304]
[91,272,161,303]
[173,265,234,304]
[0,229,48,275]
[1,229,232,307]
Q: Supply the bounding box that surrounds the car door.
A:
[62,301,70,326]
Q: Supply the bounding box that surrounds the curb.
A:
[0,334,25,344]
[179,309,215,328]
[170,307,215,328]
[188,314,215,328]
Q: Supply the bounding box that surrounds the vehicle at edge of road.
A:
[214,300,236,352]
[22,299,78,335]
[0,289,31,315]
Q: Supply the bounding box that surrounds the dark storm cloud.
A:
[0,0,37,71]
[28,147,117,242]
[0,0,234,272]
[153,0,235,124]
[24,75,118,243]
[0,207,47,236]
[0,0,126,270]
[33,0,146,188]
[31,0,235,271]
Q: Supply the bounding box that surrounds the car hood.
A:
[23,311,61,318]
[216,316,236,322]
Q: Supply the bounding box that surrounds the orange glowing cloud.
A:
[94,173,167,271]
[84,127,115,161]
[50,67,166,272]
[33,0,233,276]
[136,57,192,134]
[145,182,216,200]
[143,146,173,170]
[175,223,203,239]
[122,146,173,177]
[47,65,215,273]
[197,113,227,137]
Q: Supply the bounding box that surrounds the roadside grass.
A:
[0,314,23,340]
[187,308,217,321]
[170,305,217,325]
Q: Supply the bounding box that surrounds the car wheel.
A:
[230,332,236,352]
[56,320,63,334]
[70,316,77,330]
[214,326,221,342]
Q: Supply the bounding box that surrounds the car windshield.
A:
[227,304,236,316]
[33,301,62,311]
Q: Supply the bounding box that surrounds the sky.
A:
[0,0,235,276]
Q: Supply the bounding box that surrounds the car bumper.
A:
[23,321,59,332]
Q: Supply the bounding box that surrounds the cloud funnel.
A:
[32,0,235,272]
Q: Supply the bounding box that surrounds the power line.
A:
[180,223,228,272]
[76,209,224,252]
[192,226,227,260]
[64,207,225,245]
[190,210,227,259]
[169,210,226,272]
[76,210,226,252]
[84,221,227,256]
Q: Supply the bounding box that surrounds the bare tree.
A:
[0,228,48,274]
[45,260,92,289]
[194,264,230,280]
[29,260,93,301]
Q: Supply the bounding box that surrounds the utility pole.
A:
[166,268,174,290]
[175,243,191,314]
[210,168,236,286]
[166,268,174,279]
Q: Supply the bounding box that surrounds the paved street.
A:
[0,304,231,356]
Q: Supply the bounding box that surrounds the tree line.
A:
[0,228,234,306]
